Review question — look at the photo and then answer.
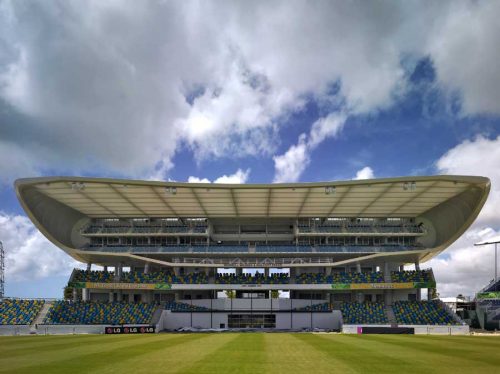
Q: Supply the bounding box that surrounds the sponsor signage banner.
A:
[105,326,155,334]
[476,291,500,300]
[71,282,172,290]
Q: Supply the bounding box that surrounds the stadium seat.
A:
[0,299,45,325]
[392,301,458,325]
[44,301,156,325]
[340,302,388,324]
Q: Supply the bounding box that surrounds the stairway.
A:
[31,301,53,327]
[385,305,396,324]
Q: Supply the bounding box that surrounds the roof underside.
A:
[19,175,488,218]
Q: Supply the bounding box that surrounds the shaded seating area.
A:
[293,302,333,312]
[391,270,433,283]
[392,301,458,325]
[164,301,209,312]
[340,302,388,324]
[295,271,384,284]
[215,273,289,285]
[72,269,208,284]
[44,301,156,325]
[0,299,45,325]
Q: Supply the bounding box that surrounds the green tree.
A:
[225,290,236,299]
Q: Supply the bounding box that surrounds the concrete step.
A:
[32,301,53,327]
[385,305,396,324]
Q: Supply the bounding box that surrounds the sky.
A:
[1,0,500,299]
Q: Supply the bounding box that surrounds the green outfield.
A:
[0,333,499,374]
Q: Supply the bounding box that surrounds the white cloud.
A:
[353,166,375,180]
[273,113,347,182]
[2,2,498,183]
[427,227,500,298]
[426,1,500,115]
[273,135,310,183]
[426,135,500,297]
[213,168,250,184]
[436,135,500,227]
[0,212,79,282]
[187,168,250,184]
[307,113,347,149]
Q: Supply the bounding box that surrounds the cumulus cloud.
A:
[1,1,499,184]
[188,168,250,184]
[273,113,346,182]
[0,212,79,282]
[437,135,500,227]
[428,135,500,297]
[273,135,310,183]
[353,166,375,180]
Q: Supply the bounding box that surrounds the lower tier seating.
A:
[340,302,388,324]
[392,301,458,325]
[0,299,45,325]
[164,301,209,312]
[44,301,156,325]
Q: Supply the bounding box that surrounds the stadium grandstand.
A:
[0,175,489,334]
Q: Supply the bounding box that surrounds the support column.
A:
[325,267,332,276]
[415,260,420,271]
[86,263,92,272]
[144,263,150,275]
[72,288,78,302]
[264,268,270,277]
[109,291,114,303]
[82,288,89,301]
[104,266,108,272]
[356,263,361,274]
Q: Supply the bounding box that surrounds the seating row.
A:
[0,299,45,325]
[44,301,156,325]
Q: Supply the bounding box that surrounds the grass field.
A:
[1,333,499,374]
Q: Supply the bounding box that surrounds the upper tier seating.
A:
[73,270,114,283]
[340,302,388,324]
[293,302,333,312]
[215,273,289,285]
[295,271,384,284]
[164,301,209,312]
[73,269,208,284]
[44,301,156,325]
[391,270,433,283]
[0,299,45,325]
[392,301,459,325]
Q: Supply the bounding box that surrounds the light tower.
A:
[0,241,4,300]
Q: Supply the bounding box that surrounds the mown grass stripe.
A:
[179,333,267,374]
[0,334,204,373]
[262,333,358,374]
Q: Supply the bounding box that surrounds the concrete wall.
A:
[342,324,469,335]
[159,310,342,330]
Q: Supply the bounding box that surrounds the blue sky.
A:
[1,1,500,298]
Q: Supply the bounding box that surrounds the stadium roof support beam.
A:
[229,189,239,217]
[387,181,439,216]
[324,186,353,221]
[190,188,208,217]
[356,184,393,216]
[64,182,118,217]
[149,186,179,217]
[266,188,273,217]
[108,184,149,216]
[296,188,312,217]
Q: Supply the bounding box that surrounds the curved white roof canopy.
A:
[15,175,490,265]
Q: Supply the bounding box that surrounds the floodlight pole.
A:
[474,240,499,283]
